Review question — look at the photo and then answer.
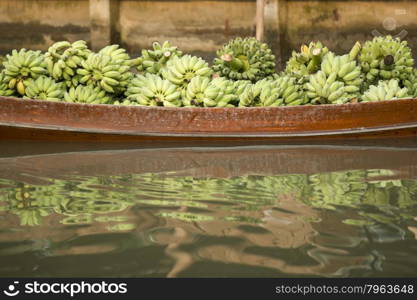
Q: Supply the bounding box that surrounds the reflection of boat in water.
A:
[0,144,416,277]
[1,144,417,181]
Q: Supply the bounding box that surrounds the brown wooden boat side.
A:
[1,96,417,139]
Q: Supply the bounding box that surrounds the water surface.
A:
[0,143,416,277]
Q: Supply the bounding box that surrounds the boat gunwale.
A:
[1,96,417,138]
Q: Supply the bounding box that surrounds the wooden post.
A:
[89,0,119,51]
[263,0,286,68]
[256,0,265,41]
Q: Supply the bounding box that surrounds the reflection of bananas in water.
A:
[308,170,368,210]
[157,211,214,222]
[367,169,402,188]
[1,169,416,228]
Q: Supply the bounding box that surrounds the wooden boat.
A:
[1,96,417,142]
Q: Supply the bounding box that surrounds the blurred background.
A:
[1,0,416,66]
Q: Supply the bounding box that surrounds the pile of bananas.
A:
[212,37,275,82]
[0,35,416,108]
[183,76,237,107]
[161,54,212,89]
[23,76,64,101]
[137,41,182,74]
[64,85,112,104]
[0,71,14,96]
[404,69,417,97]
[125,73,181,107]
[45,40,91,88]
[361,79,409,102]
[359,36,414,88]
[305,71,353,104]
[2,49,48,95]
[77,52,132,95]
[285,41,330,77]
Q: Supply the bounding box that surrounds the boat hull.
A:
[1,96,417,141]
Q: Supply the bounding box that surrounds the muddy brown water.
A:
[0,140,416,277]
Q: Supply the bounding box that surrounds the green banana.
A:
[137,41,183,74]
[64,85,112,104]
[305,70,353,104]
[0,70,15,96]
[285,41,330,78]
[321,52,363,100]
[23,76,65,101]
[361,79,409,102]
[125,73,181,107]
[161,54,212,89]
[403,69,417,98]
[359,35,414,89]
[213,37,275,82]
[45,40,91,88]
[3,49,48,95]
[183,76,237,107]
[77,52,133,95]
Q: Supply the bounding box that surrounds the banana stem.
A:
[384,55,394,66]
[221,54,244,71]
[306,48,321,74]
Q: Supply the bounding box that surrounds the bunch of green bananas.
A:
[99,44,138,67]
[64,85,112,104]
[125,73,157,101]
[403,69,417,97]
[305,71,353,104]
[183,76,237,107]
[321,52,362,99]
[126,73,181,106]
[2,49,48,95]
[137,41,183,74]
[212,37,275,82]
[361,79,409,102]
[23,76,64,101]
[274,75,309,106]
[237,75,307,107]
[161,54,212,89]
[359,35,414,88]
[45,40,91,88]
[285,41,330,77]
[77,53,132,95]
[232,79,252,96]
[0,71,14,96]
[238,79,285,107]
